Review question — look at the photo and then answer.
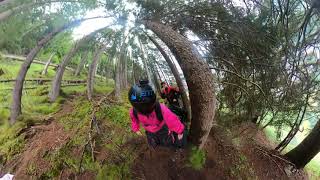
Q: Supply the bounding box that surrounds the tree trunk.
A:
[144,20,216,149]
[123,53,128,89]
[151,65,161,93]
[285,120,320,169]
[49,41,83,102]
[10,17,98,124]
[119,53,125,89]
[74,51,88,76]
[41,53,55,75]
[138,39,153,85]
[87,47,103,100]
[49,22,114,102]
[104,54,113,81]
[276,95,309,151]
[155,62,169,84]
[132,59,136,85]
[148,35,192,122]
[114,57,121,100]
[118,41,128,90]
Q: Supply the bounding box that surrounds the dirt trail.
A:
[2,98,75,179]
[1,97,309,179]
[131,125,308,180]
[132,137,232,180]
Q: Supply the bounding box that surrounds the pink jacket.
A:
[130,103,184,134]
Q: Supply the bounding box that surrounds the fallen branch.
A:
[78,93,112,173]
[0,53,74,71]
[257,148,286,174]
[0,78,86,83]
[0,83,86,91]
[254,145,296,167]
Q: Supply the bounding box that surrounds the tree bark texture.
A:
[49,22,113,102]
[285,120,320,169]
[144,20,217,149]
[148,35,192,122]
[74,51,88,76]
[119,51,128,90]
[151,64,161,93]
[123,53,128,89]
[87,47,103,100]
[114,57,121,100]
[41,53,55,75]
[138,39,153,87]
[49,42,82,102]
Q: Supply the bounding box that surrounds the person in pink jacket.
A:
[128,80,187,148]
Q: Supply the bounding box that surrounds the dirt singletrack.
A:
[1,96,309,180]
[1,96,76,179]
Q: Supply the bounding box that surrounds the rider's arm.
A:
[129,108,140,132]
[160,104,184,134]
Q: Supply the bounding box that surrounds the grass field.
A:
[0,57,111,123]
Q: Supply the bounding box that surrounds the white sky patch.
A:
[72,8,115,39]
[185,31,209,57]
[72,1,138,40]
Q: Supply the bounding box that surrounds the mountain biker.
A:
[160,82,181,106]
[160,82,188,123]
[128,80,187,148]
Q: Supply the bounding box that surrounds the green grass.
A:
[188,147,206,170]
[0,58,89,166]
[306,160,320,180]
[0,58,56,79]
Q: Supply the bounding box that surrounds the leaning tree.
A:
[9,16,112,124]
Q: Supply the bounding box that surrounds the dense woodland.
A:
[0,0,319,179]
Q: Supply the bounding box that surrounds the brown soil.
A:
[131,137,235,180]
[1,96,310,180]
[131,124,308,180]
[2,97,76,179]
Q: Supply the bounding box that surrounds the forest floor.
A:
[0,91,310,180]
[0,59,316,179]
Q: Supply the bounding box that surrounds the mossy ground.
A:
[40,91,139,179]
[0,59,113,175]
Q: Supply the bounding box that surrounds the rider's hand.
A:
[178,133,183,140]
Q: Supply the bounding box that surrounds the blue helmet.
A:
[128,80,156,114]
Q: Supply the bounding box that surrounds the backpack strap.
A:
[155,102,163,121]
[133,108,139,120]
[133,102,163,122]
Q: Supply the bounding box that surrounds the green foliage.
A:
[97,162,131,180]
[59,96,92,131]
[97,97,130,128]
[94,80,114,94]
[188,147,206,170]
[306,160,320,180]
